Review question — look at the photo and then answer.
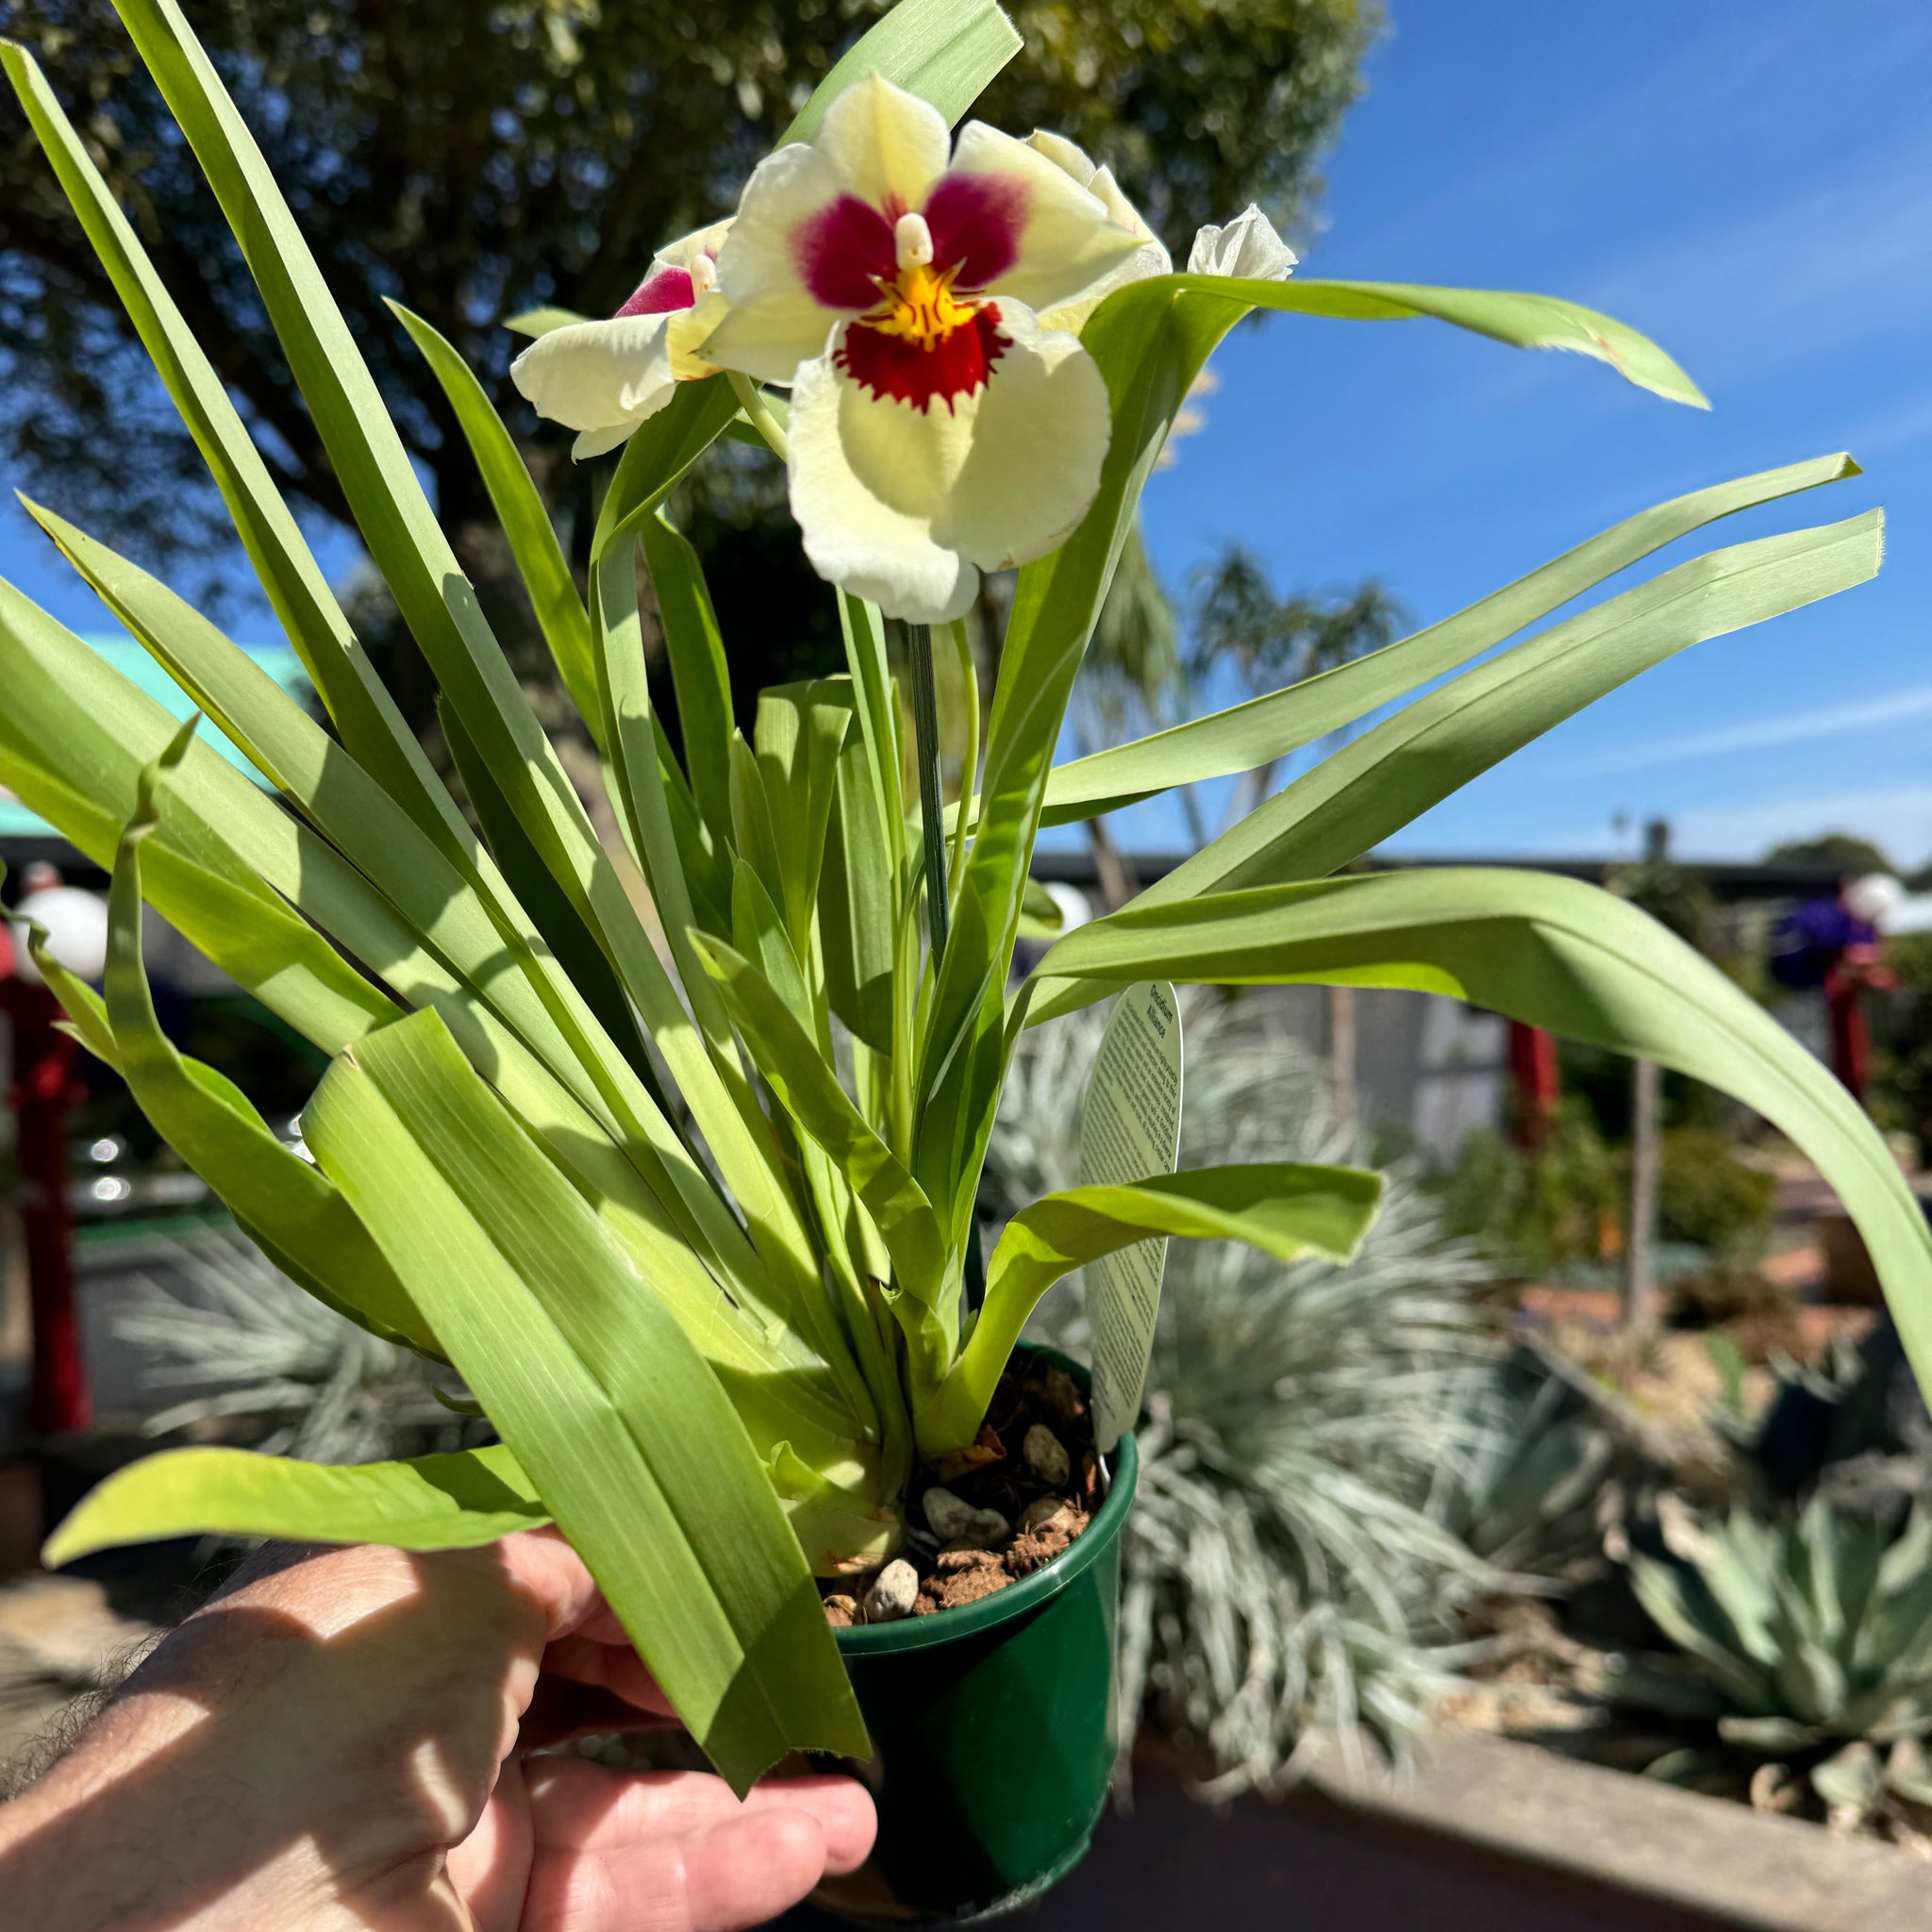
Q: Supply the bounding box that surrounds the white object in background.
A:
[1042,881,1095,935]
[10,865,110,986]
[1846,873,1907,930]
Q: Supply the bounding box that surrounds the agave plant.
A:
[1614,1500,1932,1830]
[3,0,1928,1792]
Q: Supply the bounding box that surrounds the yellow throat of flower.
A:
[869,259,977,351]
[867,210,978,351]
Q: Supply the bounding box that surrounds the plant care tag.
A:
[1079,982,1183,1453]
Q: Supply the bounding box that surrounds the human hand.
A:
[0,1529,874,1930]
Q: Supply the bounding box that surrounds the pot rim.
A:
[834,1345,1138,1656]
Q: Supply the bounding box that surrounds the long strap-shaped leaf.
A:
[0,42,472,866]
[1029,453,1861,826]
[43,1443,550,1568]
[0,583,826,1391]
[916,266,1707,1240]
[776,0,1022,144]
[391,302,599,739]
[100,719,438,1355]
[1138,508,1885,911]
[105,0,774,1206]
[923,1162,1383,1452]
[694,934,948,1318]
[1034,871,1932,1395]
[303,1008,868,1792]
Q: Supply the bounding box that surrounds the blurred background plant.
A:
[989,992,1510,1791]
[108,1228,479,1466]
[0,0,1384,732]
[1606,1498,1932,1841]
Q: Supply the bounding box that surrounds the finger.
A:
[540,1632,675,1717]
[526,1763,875,1873]
[525,1804,840,1932]
[446,1751,533,1932]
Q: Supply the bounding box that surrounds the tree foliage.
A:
[0,0,1379,606]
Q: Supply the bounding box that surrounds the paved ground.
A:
[0,1572,158,1782]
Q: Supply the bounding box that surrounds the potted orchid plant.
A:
[5,0,1929,1916]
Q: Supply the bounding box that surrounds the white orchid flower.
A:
[702,76,1147,625]
[1021,131,1171,335]
[510,220,730,459]
[1187,203,1298,282]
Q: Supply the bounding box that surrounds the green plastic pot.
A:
[810,1349,1139,1925]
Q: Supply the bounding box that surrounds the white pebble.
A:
[862,1558,919,1623]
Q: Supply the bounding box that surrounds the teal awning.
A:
[0,633,309,841]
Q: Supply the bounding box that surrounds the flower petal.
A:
[1023,131,1173,335]
[708,79,949,386]
[510,313,678,457]
[946,123,1145,313]
[815,74,951,218]
[930,302,1111,572]
[1187,204,1297,281]
[790,349,979,625]
[787,300,1110,623]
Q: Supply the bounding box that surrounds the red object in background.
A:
[1826,961,1874,1104]
[1507,1021,1560,1150]
[0,965,90,1436]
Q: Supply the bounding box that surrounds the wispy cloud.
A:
[1576,683,1932,775]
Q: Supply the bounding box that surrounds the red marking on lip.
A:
[836,303,1011,413]
[924,172,1025,288]
[615,264,697,316]
[793,193,897,308]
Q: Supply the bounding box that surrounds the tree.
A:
[1763,835,1895,877]
[0,0,1380,721]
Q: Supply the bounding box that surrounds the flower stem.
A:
[907,620,988,1314]
[725,369,789,461]
[946,617,977,909]
[907,621,949,961]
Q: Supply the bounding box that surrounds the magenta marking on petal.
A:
[793,194,897,309]
[924,172,1026,291]
[615,266,695,317]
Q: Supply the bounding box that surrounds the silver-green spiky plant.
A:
[109,1228,471,1466]
[992,996,1502,1789]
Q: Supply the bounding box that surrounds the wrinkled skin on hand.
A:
[0,1530,875,1931]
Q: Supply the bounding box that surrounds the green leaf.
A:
[0,578,395,1054]
[103,718,438,1355]
[391,302,599,740]
[694,933,947,1313]
[1036,870,1932,1400]
[919,265,1702,1255]
[1034,454,1863,825]
[303,1008,869,1791]
[777,0,1023,145]
[44,1445,547,1567]
[23,499,703,1195]
[0,40,471,862]
[1175,273,1706,408]
[593,375,742,560]
[822,740,897,1052]
[1139,508,1884,908]
[506,305,591,340]
[641,511,737,859]
[924,1162,1381,1451]
[754,680,855,958]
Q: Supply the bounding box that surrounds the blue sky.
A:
[5,0,1927,868]
[1127,0,1932,866]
